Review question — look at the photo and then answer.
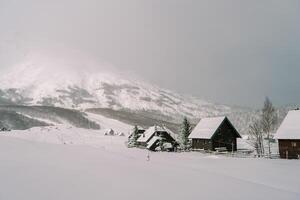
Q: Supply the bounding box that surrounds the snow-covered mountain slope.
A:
[0,51,233,119]
[2,125,131,146]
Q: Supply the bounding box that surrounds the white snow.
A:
[0,127,299,200]
[189,116,226,139]
[137,126,157,143]
[86,112,132,134]
[0,128,299,200]
[0,50,232,118]
[275,110,300,139]
[2,126,126,148]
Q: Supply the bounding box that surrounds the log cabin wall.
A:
[278,139,300,159]
[191,139,211,150]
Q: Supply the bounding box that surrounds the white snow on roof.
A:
[275,110,300,139]
[137,126,161,143]
[147,136,161,149]
[188,116,226,139]
[137,125,174,143]
[163,127,177,141]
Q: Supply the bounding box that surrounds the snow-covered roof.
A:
[147,136,160,149]
[188,116,226,139]
[275,110,300,139]
[137,126,158,143]
[137,125,172,143]
[162,126,177,141]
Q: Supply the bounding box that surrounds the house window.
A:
[292,142,297,147]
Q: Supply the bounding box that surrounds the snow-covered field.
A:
[0,127,299,200]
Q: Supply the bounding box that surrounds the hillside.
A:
[0,52,234,120]
[0,105,100,130]
[0,52,295,134]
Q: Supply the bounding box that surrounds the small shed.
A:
[188,116,241,151]
[275,110,300,159]
[104,129,115,136]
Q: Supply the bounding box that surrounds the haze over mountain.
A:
[0,50,234,119]
[0,50,295,134]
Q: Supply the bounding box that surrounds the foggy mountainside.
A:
[0,54,233,118]
[0,54,296,134]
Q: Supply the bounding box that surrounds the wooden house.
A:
[128,126,146,139]
[188,116,241,151]
[137,125,177,151]
[275,110,300,159]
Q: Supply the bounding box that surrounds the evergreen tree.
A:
[129,125,139,147]
[179,117,191,151]
[261,97,277,157]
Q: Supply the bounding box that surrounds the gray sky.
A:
[0,0,300,108]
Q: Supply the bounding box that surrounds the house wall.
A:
[191,139,212,150]
[278,139,300,159]
[211,119,238,151]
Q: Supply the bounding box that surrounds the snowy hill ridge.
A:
[0,52,232,119]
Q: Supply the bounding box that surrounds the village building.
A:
[137,125,177,151]
[104,128,115,136]
[188,116,241,151]
[275,110,300,159]
[128,126,146,139]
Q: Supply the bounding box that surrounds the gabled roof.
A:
[137,126,165,143]
[162,126,177,141]
[137,125,176,143]
[188,116,240,139]
[147,136,161,149]
[275,110,300,139]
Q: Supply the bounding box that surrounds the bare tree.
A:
[248,119,264,157]
[261,97,277,157]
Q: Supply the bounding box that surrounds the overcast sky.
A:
[0,0,299,108]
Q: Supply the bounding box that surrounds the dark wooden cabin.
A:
[275,110,300,159]
[137,125,177,151]
[188,116,241,151]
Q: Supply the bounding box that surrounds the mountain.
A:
[0,51,235,121]
[1,51,292,134]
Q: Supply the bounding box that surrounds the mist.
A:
[0,0,300,107]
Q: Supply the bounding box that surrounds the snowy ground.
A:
[0,127,299,200]
[86,112,132,134]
